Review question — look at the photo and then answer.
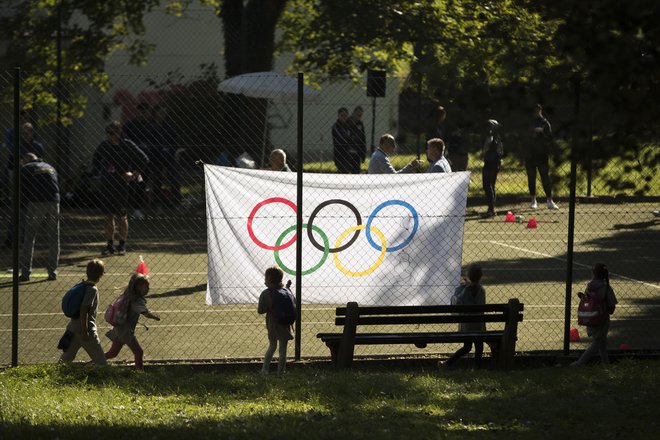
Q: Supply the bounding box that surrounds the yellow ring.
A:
[333,225,387,277]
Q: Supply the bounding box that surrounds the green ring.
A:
[274,224,329,276]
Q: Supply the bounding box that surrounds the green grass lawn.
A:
[0,360,658,439]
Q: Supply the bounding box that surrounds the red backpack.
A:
[104,293,130,327]
[577,288,608,327]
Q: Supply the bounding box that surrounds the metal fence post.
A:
[11,67,21,367]
[294,72,304,361]
[563,77,580,356]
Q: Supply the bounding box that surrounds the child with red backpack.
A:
[104,273,160,369]
[571,263,618,366]
[258,266,296,375]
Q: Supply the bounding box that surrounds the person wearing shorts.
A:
[92,121,148,256]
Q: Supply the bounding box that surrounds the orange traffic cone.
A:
[504,211,515,222]
[136,255,149,275]
[569,327,580,342]
[527,216,538,228]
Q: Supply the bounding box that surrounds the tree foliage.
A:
[0,0,161,124]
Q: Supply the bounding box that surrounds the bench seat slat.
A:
[317,331,504,345]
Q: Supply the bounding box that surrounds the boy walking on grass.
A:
[258,266,296,375]
[59,259,107,365]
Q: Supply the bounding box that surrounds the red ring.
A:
[247,197,298,250]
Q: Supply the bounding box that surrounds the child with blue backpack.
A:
[104,273,160,369]
[59,259,107,365]
[258,266,296,375]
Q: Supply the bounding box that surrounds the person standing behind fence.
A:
[348,106,367,170]
[269,149,291,172]
[482,120,504,218]
[4,122,44,248]
[123,103,153,220]
[526,104,559,210]
[105,273,161,370]
[258,266,295,375]
[442,264,491,369]
[18,153,60,282]
[60,259,107,365]
[426,138,452,173]
[332,107,357,174]
[93,121,149,256]
[571,263,618,366]
[368,134,421,174]
[426,105,447,145]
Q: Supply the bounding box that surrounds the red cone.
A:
[527,217,538,228]
[504,211,515,222]
[569,327,580,342]
[136,255,149,275]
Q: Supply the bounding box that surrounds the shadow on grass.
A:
[148,283,207,299]
[4,362,656,439]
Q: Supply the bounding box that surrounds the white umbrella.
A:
[217,71,319,101]
[217,72,319,166]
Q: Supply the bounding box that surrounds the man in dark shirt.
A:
[93,121,149,256]
[348,106,367,170]
[19,153,60,281]
[332,107,357,174]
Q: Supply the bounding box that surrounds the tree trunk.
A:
[219,0,287,165]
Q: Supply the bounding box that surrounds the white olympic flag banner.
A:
[205,165,470,305]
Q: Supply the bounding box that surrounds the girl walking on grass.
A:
[105,273,160,369]
[572,263,618,366]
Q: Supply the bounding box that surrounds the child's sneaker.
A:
[547,200,559,210]
[102,244,115,256]
[117,244,126,256]
[530,198,538,209]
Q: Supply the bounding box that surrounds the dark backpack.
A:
[451,284,476,306]
[270,287,296,326]
[484,136,503,165]
[61,281,89,318]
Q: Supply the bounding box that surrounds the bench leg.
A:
[327,343,339,366]
[488,342,501,369]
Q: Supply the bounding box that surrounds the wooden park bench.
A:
[316,298,524,370]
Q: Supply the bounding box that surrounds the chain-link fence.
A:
[1,68,658,367]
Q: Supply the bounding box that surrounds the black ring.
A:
[307,199,362,253]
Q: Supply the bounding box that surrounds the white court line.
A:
[468,240,565,243]
[490,240,660,290]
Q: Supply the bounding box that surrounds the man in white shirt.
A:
[367,134,421,174]
[426,138,452,173]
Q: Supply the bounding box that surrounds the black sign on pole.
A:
[367,70,386,152]
[366,70,386,98]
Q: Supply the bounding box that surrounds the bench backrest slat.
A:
[335,304,523,315]
[335,313,523,326]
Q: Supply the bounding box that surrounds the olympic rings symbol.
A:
[247,197,419,277]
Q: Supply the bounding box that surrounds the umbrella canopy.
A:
[217,71,319,101]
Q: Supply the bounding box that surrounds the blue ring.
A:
[365,200,419,252]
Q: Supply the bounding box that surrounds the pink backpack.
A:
[104,293,130,326]
[577,288,608,327]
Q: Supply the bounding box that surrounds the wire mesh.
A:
[0,68,658,367]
